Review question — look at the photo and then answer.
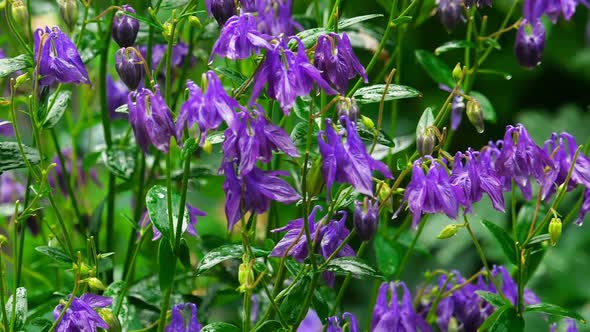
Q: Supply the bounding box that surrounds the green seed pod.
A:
[466,98,485,134]
[58,0,79,32]
[97,308,122,332]
[548,217,562,246]
[11,0,29,27]
[86,277,107,291]
[360,115,374,130]
[417,127,436,157]
[238,257,254,293]
[189,15,202,29]
[437,224,459,239]
[452,63,462,83]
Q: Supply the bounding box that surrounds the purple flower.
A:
[222,107,298,175]
[515,20,546,68]
[206,0,237,26]
[438,0,464,30]
[107,75,129,118]
[166,303,202,332]
[318,117,392,198]
[0,120,14,137]
[256,0,298,36]
[49,149,101,196]
[115,47,144,90]
[545,0,589,22]
[404,158,458,227]
[240,0,256,12]
[451,151,505,213]
[176,72,241,144]
[112,5,139,47]
[353,199,378,241]
[223,162,300,229]
[327,313,359,332]
[34,26,90,86]
[128,86,177,153]
[250,37,336,114]
[451,95,465,131]
[320,211,356,286]
[139,43,193,75]
[297,309,323,332]
[492,266,540,306]
[53,293,112,332]
[210,13,271,62]
[0,173,25,204]
[139,203,206,241]
[576,188,590,225]
[314,33,368,94]
[371,282,431,332]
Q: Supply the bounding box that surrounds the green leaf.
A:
[5,287,27,331]
[103,147,136,179]
[279,275,311,324]
[114,104,129,114]
[201,322,240,332]
[353,84,421,104]
[479,304,511,331]
[489,307,524,332]
[145,185,190,240]
[196,245,269,275]
[298,14,383,47]
[312,289,330,321]
[434,40,477,55]
[374,234,402,278]
[339,14,384,29]
[26,318,52,332]
[525,303,586,322]
[215,67,247,86]
[0,142,41,173]
[290,121,319,148]
[252,321,283,332]
[158,240,175,291]
[481,220,518,265]
[391,16,413,25]
[526,234,551,247]
[0,54,32,78]
[82,150,103,173]
[35,246,72,264]
[356,119,396,147]
[324,256,381,279]
[476,290,510,308]
[104,281,130,330]
[470,91,497,123]
[415,50,455,87]
[120,11,163,31]
[41,90,71,128]
[416,107,435,138]
[178,238,191,269]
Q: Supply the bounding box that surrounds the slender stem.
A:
[328,242,368,316]
[426,272,453,323]
[47,193,75,258]
[48,255,81,332]
[395,216,427,279]
[157,283,174,332]
[0,245,8,331]
[115,230,149,316]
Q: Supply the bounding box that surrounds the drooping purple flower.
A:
[107,75,129,118]
[34,26,90,86]
[223,162,300,229]
[576,188,590,225]
[321,211,356,286]
[327,313,359,332]
[206,0,237,26]
[0,120,14,137]
[404,158,458,226]
[515,20,546,68]
[112,5,139,47]
[492,265,541,306]
[139,203,206,241]
[523,0,549,21]
[139,43,194,76]
[297,309,323,332]
[128,85,177,153]
[49,149,101,196]
[270,205,325,262]
[166,303,202,332]
[314,33,368,94]
[464,0,493,7]
[318,117,392,198]
[256,0,298,36]
[222,107,298,175]
[371,282,431,332]
[438,0,464,30]
[545,0,588,22]
[451,95,465,130]
[240,0,256,12]
[53,293,112,332]
[210,13,271,62]
[115,47,144,90]
[353,199,378,241]
[250,37,336,114]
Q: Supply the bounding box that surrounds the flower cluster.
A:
[53,294,112,332]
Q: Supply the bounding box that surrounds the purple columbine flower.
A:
[545,0,589,22]
[438,0,464,31]
[451,95,465,131]
[576,188,590,225]
[166,303,202,332]
[240,0,256,12]
[53,293,112,332]
[139,43,194,76]
[115,47,144,90]
[210,13,271,62]
[107,75,129,118]
[222,107,299,175]
[492,265,541,306]
[128,86,177,153]
[451,151,505,213]
[0,173,25,204]
[353,199,378,241]
[371,282,431,332]
[327,313,359,332]
[112,5,139,47]
[404,158,458,227]
[318,117,392,198]
[139,203,206,241]
[0,120,14,137]
[297,309,323,332]
[256,0,298,36]
[176,71,240,144]
[34,26,90,86]
[223,161,300,229]
[314,33,368,94]
[515,20,546,68]
[250,37,336,114]
[206,0,237,26]
[49,149,101,196]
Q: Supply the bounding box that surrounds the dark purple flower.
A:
[107,75,129,118]
[404,158,458,227]
[371,282,431,332]
[492,266,540,306]
[576,188,590,225]
[318,117,392,198]
[210,13,271,62]
[34,26,90,86]
[240,0,256,12]
[523,0,549,21]
[53,293,112,332]
[464,0,493,7]
[545,0,588,22]
[451,95,465,131]
[250,37,336,114]
[139,43,193,75]
[256,0,298,36]
[314,33,368,94]
[115,47,144,90]
[270,205,324,262]
[206,0,237,26]
[327,313,359,332]
[223,162,300,229]
[112,5,139,47]
[166,303,202,332]
[139,203,206,241]
[128,86,177,153]
[321,211,356,286]
[49,149,101,196]
[0,173,25,204]
[515,20,546,68]
[438,0,464,30]
[0,120,14,137]
[297,309,323,332]
[353,199,378,241]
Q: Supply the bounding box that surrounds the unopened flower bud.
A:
[306,158,324,198]
[58,0,79,32]
[452,63,462,83]
[238,258,254,293]
[515,20,545,68]
[417,127,436,157]
[85,277,106,290]
[115,48,144,90]
[437,224,459,239]
[112,5,139,48]
[354,200,378,241]
[438,0,463,31]
[549,217,562,246]
[336,97,359,123]
[97,308,122,332]
[189,16,202,29]
[209,0,237,26]
[360,115,374,130]
[466,99,485,133]
[14,72,30,88]
[11,0,29,27]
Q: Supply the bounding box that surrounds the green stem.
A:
[395,216,427,279]
[0,245,8,331]
[328,242,368,316]
[47,192,75,259]
[115,230,149,316]
[157,279,175,332]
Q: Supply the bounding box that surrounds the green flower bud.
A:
[238,259,254,293]
[360,115,374,130]
[452,63,462,83]
[417,127,436,157]
[11,0,29,27]
[85,277,106,291]
[97,308,122,332]
[189,16,202,29]
[466,98,485,134]
[549,217,562,246]
[437,224,459,239]
[58,0,79,32]
[306,157,324,198]
[14,72,30,89]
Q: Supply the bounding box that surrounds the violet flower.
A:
[240,0,256,12]
[576,188,590,225]
[515,20,546,68]
[223,162,300,229]
[0,120,14,137]
[318,117,392,198]
[0,173,25,204]
[139,203,206,241]
[139,43,193,75]
[314,33,368,94]
[451,95,465,131]
[353,199,378,241]
[34,26,90,86]
[327,313,359,332]
[128,86,177,153]
[297,309,323,332]
[53,293,112,332]
[438,0,464,31]
[112,5,139,47]
[206,0,237,26]
[166,303,202,332]
[371,281,431,332]
[107,75,129,118]
[115,47,144,91]
[255,0,298,36]
[250,37,336,114]
[545,0,589,22]
[210,13,271,62]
